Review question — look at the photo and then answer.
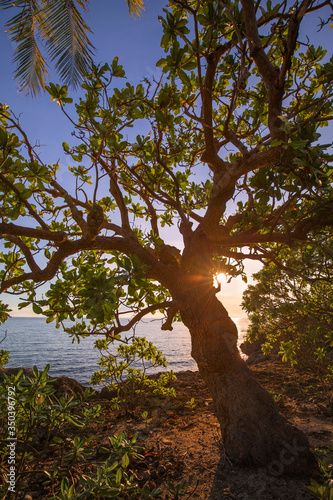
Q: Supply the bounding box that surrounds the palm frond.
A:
[5,0,48,96]
[0,0,25,9]
[41,0,95,89]
[126,0,145,17]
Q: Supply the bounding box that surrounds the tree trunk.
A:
[178,283,317,476]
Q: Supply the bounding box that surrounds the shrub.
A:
[242,262,333,375]
[90,336,176,411]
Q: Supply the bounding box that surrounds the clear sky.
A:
[0,1,330,320]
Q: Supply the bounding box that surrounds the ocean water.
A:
[0,317,248,386]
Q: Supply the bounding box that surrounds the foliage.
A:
[0,365,100,496]
[242,257,333,374]
[1,0,333,466]
[0,365,168,499]
[306,442,333,500]
[167,480,187,499]
[0,0,145,95]
[0,348,9,368]
[1,0,333,342]
[185,397,196,409]
[0,303,11,325]
[91,336,176,411]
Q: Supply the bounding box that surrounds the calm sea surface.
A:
[0,317,248,386]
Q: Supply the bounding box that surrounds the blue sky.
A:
[0,0,167,165]
[0,1,331,320]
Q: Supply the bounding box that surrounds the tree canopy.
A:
[1,0,333,331]
[0,0,145,95]
[1,0,333,471]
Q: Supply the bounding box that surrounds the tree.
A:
[242,243,333,372]
[0,0,145,95]
[1,0,333,474]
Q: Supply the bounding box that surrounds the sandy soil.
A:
[1,360,332,499]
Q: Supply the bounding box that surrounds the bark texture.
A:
[178,281,317,475]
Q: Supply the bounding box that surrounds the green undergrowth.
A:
[0,365,183,499]
[306,443,333,500]
[90,336,176,412]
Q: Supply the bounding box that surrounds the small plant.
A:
[142,410,153,426]
[0,365,100,497]
[0,348,9,368]
[53,432,161,499]
[100,431,143,461]
[306,443,333,500]
[185,397,196,409]
[261,342,273,356]
[326,365,333,383]
[268,390,283,403]
[168,480,187,499]
[90,336,176,411]
[279,340,297,367]
[63,436,94,463]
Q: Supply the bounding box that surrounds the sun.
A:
[214,272,228,288]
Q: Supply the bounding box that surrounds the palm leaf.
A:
[1,0,144,95]
[41,0,95,88]
[4,0,49,96]
[126,0,145,17]
[0,0,25,8]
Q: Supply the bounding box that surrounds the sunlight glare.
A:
[214,272,228,288]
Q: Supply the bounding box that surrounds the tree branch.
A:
[0,223,67,242]
[97,157,132,232]
[201,42,233,171]
[113,301,177,336]
[278,0,312,86]
[2,235,41,274]
[50,179,88,233]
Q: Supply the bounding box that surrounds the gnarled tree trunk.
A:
[176,280,316,475]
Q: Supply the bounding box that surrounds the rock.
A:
[240,337,271,365]
[0,367,90,400]
[51,376,87,399]
[0,367,34,380]
[100,386,117,400]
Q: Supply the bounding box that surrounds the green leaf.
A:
[156,58,168,68]
[116,467,122,485]
[32,303,43,315]
[122,452,129,467]
[0,126,8,148]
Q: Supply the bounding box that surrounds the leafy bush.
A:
[0,365,167,499]
[0,365,101,497]
[242,261,333,375]
[91,336,176,411]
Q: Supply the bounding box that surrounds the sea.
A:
[0,317,249,387]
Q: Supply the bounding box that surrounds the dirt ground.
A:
[3,360,333,499]
[97,361,333,500]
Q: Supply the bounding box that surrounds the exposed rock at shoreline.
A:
[240,337,280,365]
[0,366,90,399]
